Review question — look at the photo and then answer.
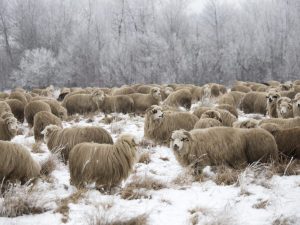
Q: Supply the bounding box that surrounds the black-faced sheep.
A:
[33,111,62,142]
[128,87,162,113]
[170,128,278,170]
[293,93,300,117]
[144,105,198,145]
[63,90,105,115]
[5,99,25,123]
[240,92,267,115]
[0,141,41,183]
[163,89,192,110]
[260,123,300,158]
[69,134,137,189]
[42,125,113,162]
[24,100,52,127]
[0,116,18,141]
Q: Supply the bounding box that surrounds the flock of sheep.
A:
[0,80,300,191]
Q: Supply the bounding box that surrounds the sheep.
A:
[136,85,154,94]
[193,107,237,126]
[144,105,198,145]
[210,83,221,97]
[194,118,222,129]
[217,91,245,107]
[233,119,259,129]
[259,117,300,129]
[250,83,268,92]
[294,80,300,86]
[112,87,135,96]
[170,128,278,170]
[24,100,52,127]
[161,87,174,101]
[33,111,62,142]
[292,93,300,117]
[266,90,281,118]
[276,97,293,119]
[57,88,71,101]
[231,85,251,93]
[216,104,238,118]
[163,89,192,110]
[200,110,223,123]
[100,95,134,114]
[5,99,25,123]
[9,92,28,105]
[0,101,12,118]
[42,125,113,162]
[260,123,300,158]
[63,90,105,115]
[0,116,18,141]
[128,87,162,113]
[240,92,267,115]
[42,99,68,120]
[69,134,137,189]
[0,92,9,99]
[0,141,41,183]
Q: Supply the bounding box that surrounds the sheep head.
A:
[91,90,105,109]
[5,116,18,136]
[170,129,192,155]
[278,101,293,117]
[146,105,164,122]
[293,93,300,109]
[200,110,222,123]
[58,107,68,120]
[118,134,139,148]
[41,125,61,143]
[150,87,162,101]
[266,90,280,104]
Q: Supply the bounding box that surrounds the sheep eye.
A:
[153,110,157,113]
[273,96,278,98]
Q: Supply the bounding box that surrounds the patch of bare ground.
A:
[252,199,269,209]
[272,215,300,225]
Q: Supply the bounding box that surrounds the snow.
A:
[1,103,300,225]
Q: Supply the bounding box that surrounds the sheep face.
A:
[278,101,293,116]
[170,130,191,154]
[293,93,300,109]
[164,87,173,95]
[151,88,162,101]
[201,110,222,123]
[266,91,280,104]
[41,125,61,143]
[91,90,105,108]
[6,117,18,134]
[147,105,164,122]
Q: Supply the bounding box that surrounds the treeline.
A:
[0,0,300,90]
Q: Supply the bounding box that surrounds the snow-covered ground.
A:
[0,105,300,225]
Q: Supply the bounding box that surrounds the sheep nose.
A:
[268,98,272,103]
[173,144,179,150]
[298,104,300,108]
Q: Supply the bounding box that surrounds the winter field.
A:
[0,89,300,225]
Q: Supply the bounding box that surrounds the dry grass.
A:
[55,189,87,223]
[159,157,169,161]
[269,157,300,176]
[0,182,47,217]
[88,212,148,225]
[32,142,45,153]
[252,199,269,209]
[138,152,151,164]
[272,216,299,225]
[120,175,166,200]
[213,165,241,186]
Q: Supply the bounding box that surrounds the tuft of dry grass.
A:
[213,165,241,186]
[269,157,300,176]
[252,199,269,209]
[88,212,148,225]
[120,175,166,200]
[55,189,87,223]
[272,215,299,225]
[0,182,47,217]
[138,152,151,164]
[159,157,169,161]
[32,142,45,153]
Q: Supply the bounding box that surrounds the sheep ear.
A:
[146,105,155,113]
[182,131,192,141]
